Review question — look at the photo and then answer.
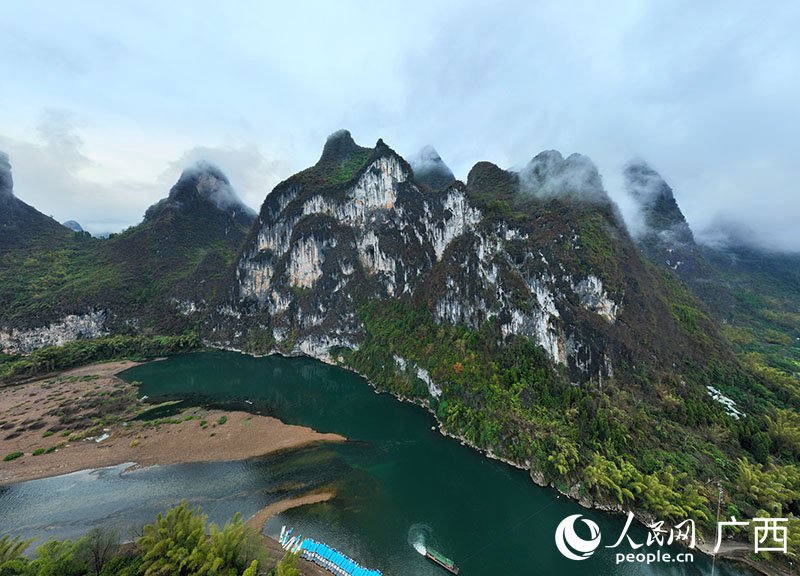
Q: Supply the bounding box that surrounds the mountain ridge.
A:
[0,157,255,342]
[2,135,799,560]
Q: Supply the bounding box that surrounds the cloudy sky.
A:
[1,1,798,250]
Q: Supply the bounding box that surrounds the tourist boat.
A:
[426,546,460,574]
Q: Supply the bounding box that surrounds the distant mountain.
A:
[0,152,79,251]
[623,158,800,317]
[144,160,256,225]
[623,159,732,311]
[3,135,798,547]
[623,158,799,413]
[0,159,256,339]
[62,220,84,233]
[408,145,456,190]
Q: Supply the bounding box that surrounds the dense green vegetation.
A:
[0,168,253,333]
[0,501,300,576]
[336,300,800,560]
[280,131,387,198]
[0,333,201,383]
[3,134,798,572]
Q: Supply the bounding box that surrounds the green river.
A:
[0,351,758,575]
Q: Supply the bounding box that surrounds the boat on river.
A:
[426,546,460,574]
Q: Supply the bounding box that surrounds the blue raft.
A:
[279,526,382,576]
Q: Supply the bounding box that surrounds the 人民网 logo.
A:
[555,514,602,561]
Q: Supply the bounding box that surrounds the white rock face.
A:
[238,219,297,300]
[393,354,407,371]
[426,188,482,260]
[528,277,560,318]
[353,156,406,211]
[269,290,292,314]
[416,366,442,399]
[238,216,300,300]
[0,311,107,354]
[287,236,329,288]
[297,335,359,363]
[357,230,398,295]
[357,231,396,275]
[303,155,408,224]
[500,307,567,366]
[571,275,618,322]
[239,261,273,299]
[257,219,296,256]
[393,355,442,399]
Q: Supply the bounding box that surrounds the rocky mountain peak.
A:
[623,159,692,243]
[0,151,14,199]
[145,161,256,223]
[466,161,511,187]
[409,145,456,190]
[624,159,677,206]
[319,129,364,164]
[520,150,609,203]
[619,159,721,302]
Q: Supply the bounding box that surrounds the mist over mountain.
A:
[519,150,610,204]
[408,145,456,190]
[0,151,13,197]
[3,132,800,562]
[624,159,694,244]
[145,160,257,225]
[0,157,256,341]
[0,153,78,251]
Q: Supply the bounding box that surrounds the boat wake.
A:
[407,523,433,556]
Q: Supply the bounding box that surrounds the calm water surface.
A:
[0,351,755,576]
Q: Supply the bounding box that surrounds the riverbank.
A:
[306,350,786,576]
[245,491,335,534]
[0,360,345,485]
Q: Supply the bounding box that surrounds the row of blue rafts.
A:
[279,526,383,576]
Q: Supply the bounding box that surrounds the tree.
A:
[82,527,119,576]
[27,538,88,576]
[274,551,301,576]
[137,500,251,576]
[137,500,209,576]
[0,534,35,571]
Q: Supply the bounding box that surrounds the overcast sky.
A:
[1,1,798,251]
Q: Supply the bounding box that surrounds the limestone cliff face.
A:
[233,133,485,361]
[218,131,704,383]
[0,311,107,354]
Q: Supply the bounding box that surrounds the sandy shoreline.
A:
[0,361,344,486]
[245,492,335,534]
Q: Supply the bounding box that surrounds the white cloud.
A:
[0,1,798,250]
[0,111,290,235]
